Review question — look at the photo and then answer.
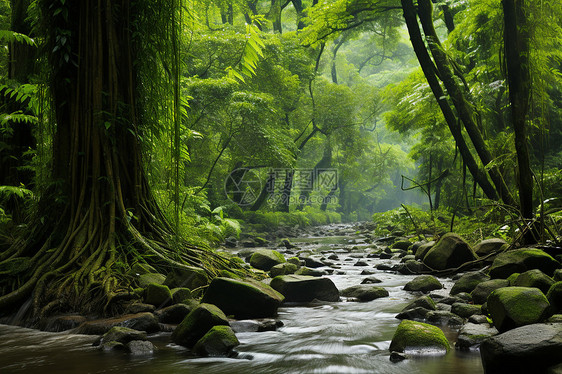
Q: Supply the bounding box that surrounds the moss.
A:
[171,287,193,304]
[389,320,450,353]
[507,273,520,285]
[144,283,172,306]
[0,257,31,275]
[137,273,166,288]
[171,303,229,347]
[249,249,286,271]
[488,287,552,332]
[193,325,239,356]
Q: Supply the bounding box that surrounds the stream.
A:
[0,223,484,373]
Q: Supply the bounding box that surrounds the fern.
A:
[0,30,37,47]
[0,112,38,127]
[0,185,33,199]
[226,15,266,82]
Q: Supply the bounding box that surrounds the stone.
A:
[401,295,437,312]
[554,269,562,282]
[426,310,464,326]
[403,275,443,293]
[270,275,339,302]
[171,287,193,304]
[455,323,498,350]
[193,325,239,357]
[144,283,172,307]
[513,269,555,294]
[422,233,477,270]
[200,277,284,319]
[155,303,193,324]
[164,266,208,290]
[480,323,562,373]
[303,257,326,268]
[389,320,450,354]
[287,257,302,266]
[471,279,510,304]
[376,263,393,270]
[125,302,155,314]
[487,286,552,332]
[230,319,283,333]
[129,263,158,276]
[436,303,452,312]
[361,276,382,284]
[473,238,508,257]
[392,240,412,251]
[295,267,326,276]
[451,302,482,318]
[100,341,126,352]
[99,326,147,345]
[488,248,560,279]
[76,313,160,335]
[396,260,429,275]
[171,303,229,348]
[138,273,166,288]
[126,340,154,355]
[450,271,490,295]
[468,314,489,324]
[340,285,389,301]
[396,307,432,321]
[269,262,298,277]
[414,241,435,261]
[547,281,562,312]
[249,249,286,271]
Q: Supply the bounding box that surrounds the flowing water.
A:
[0,225,484,373]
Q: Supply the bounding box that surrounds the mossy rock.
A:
[99,326,147,345]
[471,279,509,304]
[164,266,208,290]
[391,240,412,251]
[389,320,450,353]
[450,271,490,295]
[171,287,193,304]
[513,269,555,294]
[414,241,435,261]
[401,295,436,312]
[451,302,482,318]
[546,281,562,312]
[201,277,284,319]
[270,275,339,302]
[249,249,286,271]
[171,303,229,348]
[487,286,552,332]
[287,256,302,266]
[0,257,31,275]
[295,266,325,277]
[473,238,508,257]
[129,263,158,276]
[455,322,498,350]
[137,273,166,288]
[269,262,298,277]
[403,275,443,293]
[488,248,560,279]
[422,233,477,270]
[507,272,520,285]
[193,325,239,357]
[144,283,172,307]
[340,285,389,302]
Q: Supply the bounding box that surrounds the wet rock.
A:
[471,279,509,304]
[145,283,172,307]
[138,273,166,288]
[468,314,489,324]
[436,303,452,312]
[302,257,326,268]
[422,233,477,270]
[396,260,429,275]
[230,319,283,333]
[488,248,560,279]
[76,312,160,335]
[455,322,498,350]
[554,269,562,282]
[250,249,286,271]
[129,263,158,276]
[392,240,412,251]
[396,307,432,320]
[340,285,389,301]
[164,266,208,290]
[450,271,490,295]
[403,275,443,293]
[99,326,147,345]
[426,310,464,326]
[201,277,284,319]
[437,296,462,305]
[224,237,237,248]
[451,302,482,318]
[126,340,154,355]
[155,303,193,324]
[360,269,375,275]
[281,239,296,249]
[414,241,435,261]
[171,287,193,304]
[389,351,408,362]
[513,269,555,294]
[354,260,369,267]
[193,325,239,357]
[389,320,450,354]
[487,287,552,332]
[125,302,155,314]
[473,238,508,257]
[269,262,298,277]
[361,276,382,284]
[270,275,339,302]
[295,267,325,276]
[480,323,562,373]
[379,253,393,260]
[402,295,437,311]
[547,281,562,312]
[100,341,127,352]
[171,303,229,348]
[376,263,393,271]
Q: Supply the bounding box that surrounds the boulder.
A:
[396,307,433,321]
[425,310,464,326]
[471,279,509,304]
[554,269,562,282]
[340,285,389,302]
[155,303,193,324]
[171,303,229,347]
[249,249,286,271]
[200,277,284,319]
[164,266,208,290]
[473,238,508,257]
[403,275,443,293]
[126,340,154,355]
[488,248,560,279]
[414,241,435,261]
[193,325,239,357]
[302,257,326,268]
[547,281,562,312]
[455,322,498,350]
[389,320,450,354]
[401,295,437,312]
[392,240,412,251]
[270,275,339,302]
[230,319,283,333]
[144,283,172,307]
[125,302,155,314]
[450,271,490,295]
[513,269,555,294]
[138,273,166,288]
[480,323,562,373]
[422,233,477,270]
[361,276,382,284]
[451,302,482,318]
[396,260,429,275]
[76,312,160,335]
[129,263,158,276]
[295,267,325,276]
[269,262,298,277]
[171,288,193,304]
[487,287,552,332]
[99,326,147,345]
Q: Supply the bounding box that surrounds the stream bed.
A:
[0,224,485,373]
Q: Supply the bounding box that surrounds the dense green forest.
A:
[0,0,561,319]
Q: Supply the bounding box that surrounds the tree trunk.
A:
[278,169,294,212]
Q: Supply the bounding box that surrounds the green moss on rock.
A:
[249,249,286,271]
[193,325,239,356]
[389,320,450,353]
[171,303,229,348]
[144,283,172,307]
[488,248,560,279]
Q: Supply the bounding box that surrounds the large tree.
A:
[0,0,238,318]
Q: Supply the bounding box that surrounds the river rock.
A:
[487,287,552,332]
[230,319,283,333]
[555,269,562,282]
[129,263,158,276]
[340,285,389,301]
[138,273,166,288]
[480,323,562,373]
[396,307,433,320]
[144,283,172,307]
[171,303,229,347]
[422,233,477,270]
[450,271,490,295]
[249,249,286,271]
[473,238,508,257]
[155,303,193,324]
[403,275,443,293]
[76,312,160,335]
[471,279,509,304]
[415,241,435,261]
[451,302,482,318]
[361,276,382,284]
[126,340,154,355]
[270,275,339,302]
[389,320,450,354]
[193,325,239,357]
[426,310,464,326]
[402,295,437,311]
[170,287,193,304]
[396,260,429,275]
[455,322,498,350]
[513,269,555,294]
[392,240,412,251]
[488,248,560,278]
[303,257,326,268]
[269,262,298,277]
[295,267,325,276]
[201,277,284,319]
[164,266,208,290]
[547,281,562,312]
[99,326,147,345]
